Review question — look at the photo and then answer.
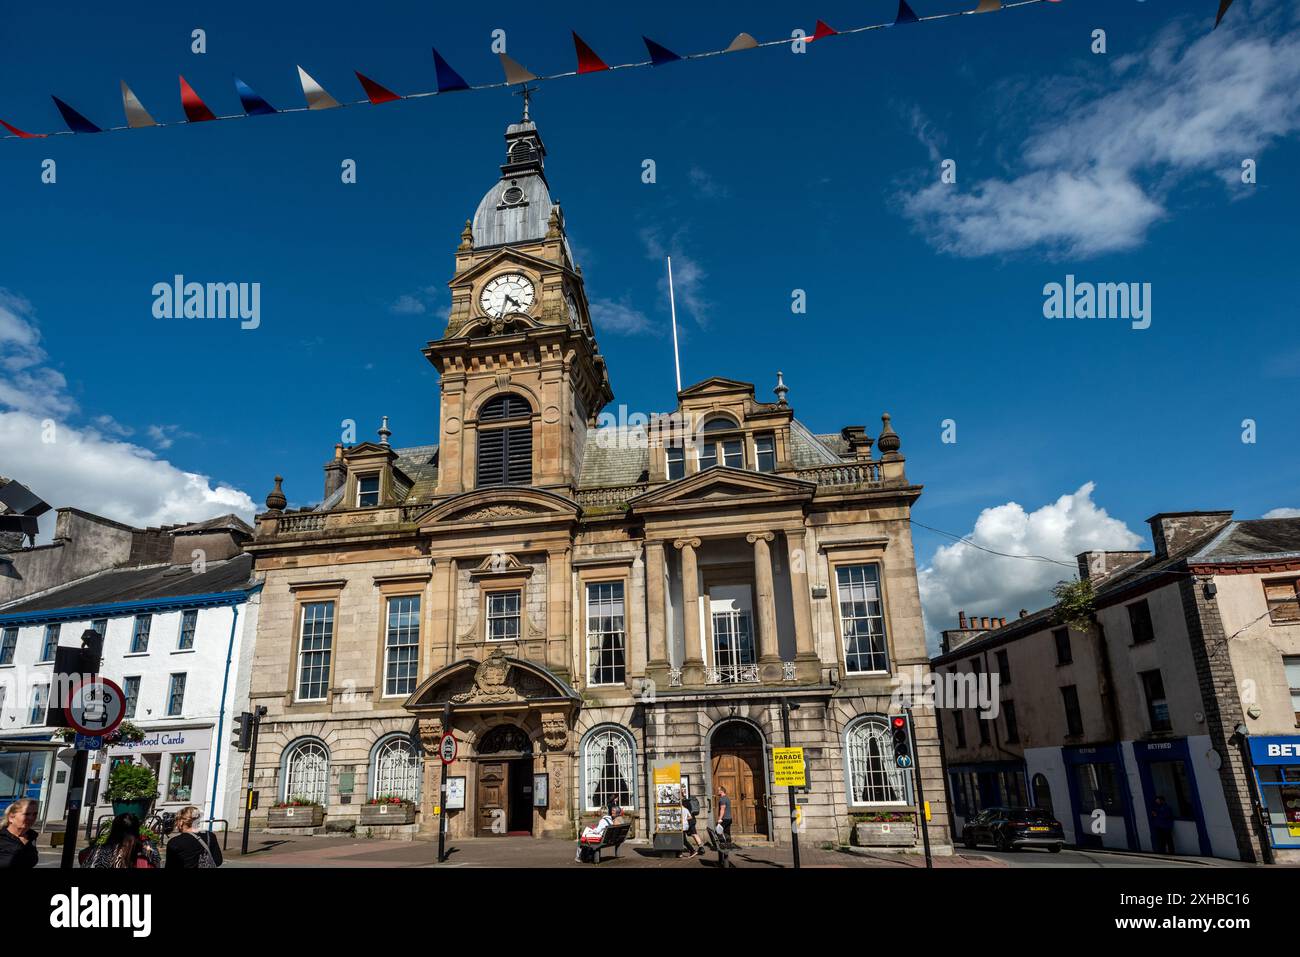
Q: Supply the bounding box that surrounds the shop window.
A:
[586,582,627,686]
[1148,760,1194,819]
[1032,773,1054,815]
[846,716,912,805]
[1073,761,1122,814]
[384,596,420,697]
[835,564,890,674]
[166,752,196,802]
[582,726,635,810]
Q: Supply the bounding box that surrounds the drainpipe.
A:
[207,602,241,836]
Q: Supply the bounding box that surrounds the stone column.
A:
[785,529,821,682]
[674,538,704,685]
[645,541,669,684]
[748,532,782,682]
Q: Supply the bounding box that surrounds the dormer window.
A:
[357,473,381,507]
[697,416,743,471]
[755,432,776,473]
[477,393,533,487]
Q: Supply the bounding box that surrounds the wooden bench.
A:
[580,823,632,863]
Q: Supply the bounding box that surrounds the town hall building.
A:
[242,104,949,851]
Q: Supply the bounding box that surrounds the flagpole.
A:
[667,256,682,394]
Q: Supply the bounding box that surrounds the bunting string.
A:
[2,1,1078,141]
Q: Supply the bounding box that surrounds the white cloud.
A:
[1263,507,1300,519]
[687,166,729,200]
[0,411,255,539]
[389,294,427,316]
[589,297,654,336]
[641,228,712,329]
[901,5,1300,258]
[0,291,74,417]
[918,483,1144,651]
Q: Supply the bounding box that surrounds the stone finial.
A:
[774,370,789,407]
[265,475,287,513]
[546,206,562,239]
[877,413,901,455]
[459,219,474,251]
[378,416,391,446]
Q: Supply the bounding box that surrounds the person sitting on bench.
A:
[575,803,623,863]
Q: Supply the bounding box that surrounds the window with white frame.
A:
[666,444,686,481]
[177,610,198,650]
[167,673,186,717]
[39,624,59,663]
[583,726,635,810]
[372,735,422,801]
[296,602,335,701]
[384,596,420,697]
[123,676,141,719]
[697,417,744,471]
[755,432,776,472]
[130,615,151,654]
[27,682,48,725]
[586,582,626,686]
[486,591,521,642]
[845,716,911,805]
[357,472,381,508]
[0,627,17,665]
[835,563,890,674]
[283,739,329,805]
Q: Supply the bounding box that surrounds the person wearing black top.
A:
[0,799,40,868]
[165,805,223,868]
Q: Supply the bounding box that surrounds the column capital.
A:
[673,537,702,551]
[746,531,775,545]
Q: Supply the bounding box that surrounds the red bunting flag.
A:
[356,71,400,105]
[179,75,217,122]
[0,117,44,138]
[573,32,609,74]
[972,0,1002,12]
[811,20,837,42]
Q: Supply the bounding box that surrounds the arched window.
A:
[1032,773,1054,816]
[477,393,532,487]
[697,416,743,471]
[282,738,330,805]
[371,734,422,802]
[582,726,636,811]
[844,716,911,805]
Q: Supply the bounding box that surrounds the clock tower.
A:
[425,103,613,496]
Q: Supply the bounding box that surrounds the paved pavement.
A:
[971,846,1250,868]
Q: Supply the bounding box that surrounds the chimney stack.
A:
[1145,511,1233,558]
[958,611,967,629]
[323,444,346,499]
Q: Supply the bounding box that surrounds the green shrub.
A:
[103,762,159,802]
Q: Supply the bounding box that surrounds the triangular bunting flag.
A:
[572,32,609,74]
[497,53,537,86]
[355,71,400,104]
[725,33,759,52]
[431,48,470,93]
[234,77,276,116]
[0,117,44,138]
[811,20,837,42]
[973,0,1001,12]
[51,96,102,134]
[179,75,217,122]
[297,66,341,110]
[120,80,156,128]
[1215,0,1234,29]
[894,0,921,25]
[643,36,681,66]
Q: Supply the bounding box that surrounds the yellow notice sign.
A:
[772,747,806,787]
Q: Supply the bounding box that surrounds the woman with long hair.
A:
[84,812,161,869]
[0,799,40,868]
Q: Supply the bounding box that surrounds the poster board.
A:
[445,776,466,810]
[652,760,683,851]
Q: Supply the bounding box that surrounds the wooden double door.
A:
[711,729,768,837]
[476,758,534,836]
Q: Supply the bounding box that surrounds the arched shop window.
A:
[582,726,636,811]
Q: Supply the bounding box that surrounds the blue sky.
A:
[2,0,1297,643]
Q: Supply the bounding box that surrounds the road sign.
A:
[73,734,103,751]
[772,746,806,787]
[439,732,458,764]
[63,676,125,737]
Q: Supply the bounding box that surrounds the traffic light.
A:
[889,714,914,769]
[232,711,253,751]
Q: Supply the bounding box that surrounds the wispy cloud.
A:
[0,290,75,417]
[688,166,730,200]
[901,5,1300,258]
[641,227,712,329]
[589,297,654,336]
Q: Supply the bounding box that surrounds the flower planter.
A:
[854,821,917,847]
[360,803,417,826]
[111,798,154,820]
[269,805,324,828]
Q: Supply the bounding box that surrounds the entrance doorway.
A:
[710,721,769,838]
[475,723,535,837]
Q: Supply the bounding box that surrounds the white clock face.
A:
[480,273,536,318]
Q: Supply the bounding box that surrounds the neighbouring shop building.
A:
[241,105,950,851]
[932,511,1300,863]
[0,518,259,842]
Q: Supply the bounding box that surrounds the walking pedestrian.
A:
[0,799,40,868]
[84,813,160,869]
[1150,795,1176,855]
[716,784,733,847]
[165,806,223,868]
[680,797,701,858]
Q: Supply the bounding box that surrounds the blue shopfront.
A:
[1063,744,1137,850]
[1248,736,1300,852]
[1130,738,1212,856]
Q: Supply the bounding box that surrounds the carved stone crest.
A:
[541,712,568,751]
[452,648,518,704]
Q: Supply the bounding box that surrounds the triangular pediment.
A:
[629,466,814,510]
[449,246,577,288]
[419,486,580,527]
[678,376,755,399]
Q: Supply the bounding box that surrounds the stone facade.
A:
[241,108,950,853]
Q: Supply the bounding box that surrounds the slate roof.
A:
[0,553,256,616]
[578,429,649,489]
[1191,518,1300,563]
[173,514,254,536]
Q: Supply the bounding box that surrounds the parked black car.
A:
[962,806,1064,852]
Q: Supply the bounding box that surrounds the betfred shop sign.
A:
[1248,737,1300,765]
